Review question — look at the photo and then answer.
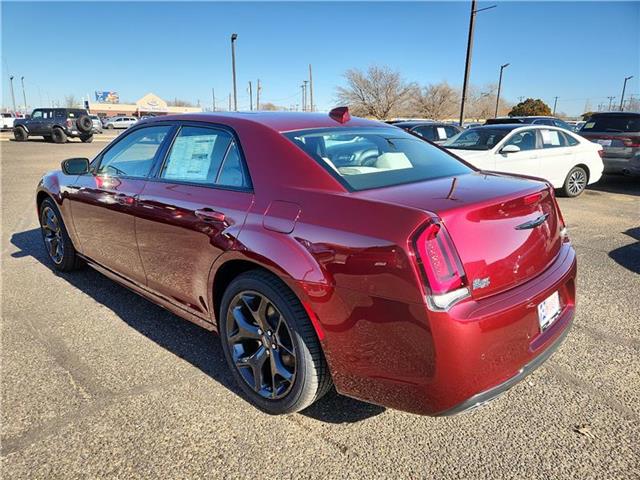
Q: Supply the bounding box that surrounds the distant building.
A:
[88,92,201,118]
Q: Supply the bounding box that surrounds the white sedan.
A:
[444,124,604,197]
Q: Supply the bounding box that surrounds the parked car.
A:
[392,121,462,144]
[486,116,574,131]
[444,124,603,196]
[104,116,137,129]
[578,112,640,176]
[463,122,483,129]
[1,112,17,130]
[36,109,575,416]
[13,108,93,143]
[89,115,103,134]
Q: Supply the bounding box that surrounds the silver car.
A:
[104,116,138,129]
[89,115,103,134]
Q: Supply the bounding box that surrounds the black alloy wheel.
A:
[219,270,332,414]
[41,204,65,265]
[226,291,296,399]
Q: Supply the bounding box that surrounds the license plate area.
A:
[538,291,561,332]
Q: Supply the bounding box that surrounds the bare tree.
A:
[259,102,284,111]
[413,82,459,120]
[336,66,416,119]
[64,95,78,108]
[466,84,511,120]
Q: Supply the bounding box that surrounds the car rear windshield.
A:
[581,114,640,133]
[67,109,87,118]
[284,128,472,191]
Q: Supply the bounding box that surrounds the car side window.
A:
[563,132,579,146]
[31,110,43,119]
[444,126,460,138]
[217,141,249,188]
[160,126,233,184]
[540,129,567,148]
[503,130,537,151]
[413,126,435,141]
[97,125,172,178]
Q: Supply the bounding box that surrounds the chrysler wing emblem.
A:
[515,213,549,230]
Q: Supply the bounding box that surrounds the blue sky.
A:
[2,1,639,115]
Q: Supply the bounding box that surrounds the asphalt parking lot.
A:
[1,134,639,479]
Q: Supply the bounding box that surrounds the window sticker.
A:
[584,122,595,129]
[437,127,447,140]
[541,129,561,146]
[164,134,216,181]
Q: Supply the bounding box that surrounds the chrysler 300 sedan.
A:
[36,109,576,415]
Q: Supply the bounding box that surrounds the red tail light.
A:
[414,221,469,310]
[66,119,73,129]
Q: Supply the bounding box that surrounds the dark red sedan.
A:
[36,109,575,415]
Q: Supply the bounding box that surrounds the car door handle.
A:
[115,193,136,206]
[195,208,226,222]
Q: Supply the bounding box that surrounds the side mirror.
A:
[61,158,90,175]
[500,144,521,154]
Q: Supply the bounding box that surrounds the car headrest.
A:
[375,152,412,170]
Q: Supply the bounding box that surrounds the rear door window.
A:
[159,126,232,184]
[503,130,538,151]
[413,125,435,141]
[540,129,568,148]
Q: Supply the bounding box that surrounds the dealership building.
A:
[88,93,202,118]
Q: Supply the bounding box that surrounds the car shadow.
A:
[587,174,640,196]
[609,227,640,274]
[10,227,385,424]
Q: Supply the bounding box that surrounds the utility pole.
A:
[248,81,253,111]
[553,96,559,115]
[607,96,615,110]
[212,88,216,111]
[494,63,510,118]
[228,93,232,111]
[308,64,314,112]
[300,84,305,111]
[256,79,261,110]
[459,1,497,126]
[9,75,17,113]
[619,75,633,111]
[231,33,238,111]
[20,76,27,113]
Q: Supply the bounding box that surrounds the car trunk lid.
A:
[356,172,563,300]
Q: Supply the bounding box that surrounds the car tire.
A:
[80,134,94,143]
[13,127,27,142]
[39,198,84,271]
[51,128,67,144]
[76,115,93,133]
[219,270,332,415]
[561,166,588,197]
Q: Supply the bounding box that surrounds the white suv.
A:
[104,116,137,129]
[1,112,16,130]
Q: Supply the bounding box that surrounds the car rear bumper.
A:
[305,243,576,416]
[602,153,640,175]
[437,316,571,415]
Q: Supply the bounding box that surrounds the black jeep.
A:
[13,108,94,143]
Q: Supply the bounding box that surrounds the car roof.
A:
[392,121,456,128]
[468,124,570,133]
[140,111,385,133]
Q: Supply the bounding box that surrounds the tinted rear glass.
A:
[284,128,472,191]
[581,114,640,133]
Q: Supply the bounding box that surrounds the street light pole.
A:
[494,63,509,118]
[248,81,253,111]
[303,80,309,112]
[619,75,633,111]
[9,75,17,113]
[20,76,27,113]
[256,79,261,110]
[553,96,559,115]
[308,64,314,112]
[459,1,496,126]
[231,33,238,111]
[300,84,305,111]
[212,88,216,111]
